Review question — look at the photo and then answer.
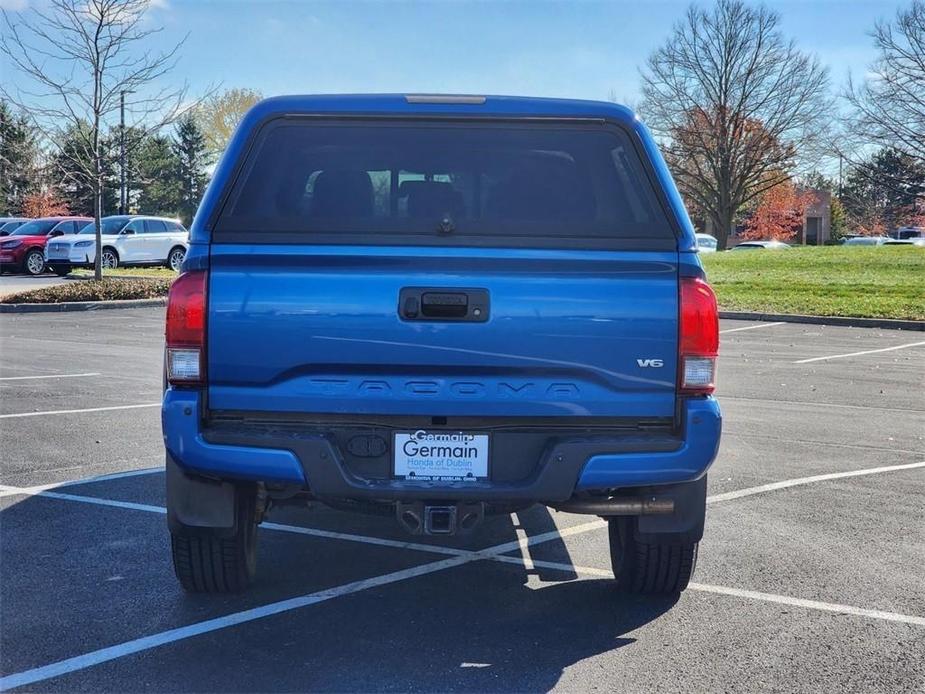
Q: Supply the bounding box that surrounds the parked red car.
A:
[0,217,92,275]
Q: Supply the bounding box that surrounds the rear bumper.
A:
[162,390,721,500]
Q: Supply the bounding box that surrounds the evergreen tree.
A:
[800,171,837,194]
[53,121,118,216]
[173,113,209,225]
[842,147,925,233]
[120,125,148,213]
[134,134,181,217]
[0,100,42,215]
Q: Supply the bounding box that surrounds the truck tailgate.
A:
[207,244,678,419]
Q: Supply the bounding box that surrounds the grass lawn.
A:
[701,246,925,321]
[7,247,923,319]
[70,267,178,279]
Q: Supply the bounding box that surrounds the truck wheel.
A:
[170,486,258,593]
[608,517,698,595]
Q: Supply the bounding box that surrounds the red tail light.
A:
[679,276,718,394]
[166,270,206,385]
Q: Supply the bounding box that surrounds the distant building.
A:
[799,190,831,245]
[720,187,832,247]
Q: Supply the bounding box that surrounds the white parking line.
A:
[6,460,924,534]
[262,522,472,557]
[0,554,474,692]
[0,467,162,498]
[687,582,925,627]
[0,403,160,419]
[793,340,925,364]
[0,488,168,514]
[489,556,925,627]
[719,322,786,334]
[0,521,603,691]
[0,468,604,560]
[0,372,101,382]
[705,461,925,504]
[2,459,923,688]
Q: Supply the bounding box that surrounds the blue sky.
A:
[150,0,900,103]
[1,0,903,105]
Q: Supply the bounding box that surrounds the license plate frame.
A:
[393,430,490,482]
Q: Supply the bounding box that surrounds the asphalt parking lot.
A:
[1,308,923,692]
[0,275,68,298]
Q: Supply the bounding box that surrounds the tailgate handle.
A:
[421,292,468,318]
[399,288,489,322]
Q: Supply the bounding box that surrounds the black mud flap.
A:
[166,454,238,538]
[634,475,707,546]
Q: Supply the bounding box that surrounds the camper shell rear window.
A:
[213,118,677,249]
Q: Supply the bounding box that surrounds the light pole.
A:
[838,154,843,199]
[119,90,133,214]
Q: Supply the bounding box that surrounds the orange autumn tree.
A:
[21,190,70,218]
[741,182,816,241]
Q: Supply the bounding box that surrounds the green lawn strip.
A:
[702,247,925,321]
[1,278,172,304]
[12,247,923,318]
[70,267,178,279]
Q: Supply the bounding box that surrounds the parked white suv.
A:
[45,215,189,274]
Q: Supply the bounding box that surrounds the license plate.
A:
[393,430,489,481]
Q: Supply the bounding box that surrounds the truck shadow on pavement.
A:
[0,490,677,692]
[248,503,679,693]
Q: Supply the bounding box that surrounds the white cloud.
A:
[0,0,29,11]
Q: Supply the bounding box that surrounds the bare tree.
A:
[639,0,831,248]
[1,0,191,280]
[845,1,925,170]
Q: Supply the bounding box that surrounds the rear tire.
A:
[170,485,258,593]
[608,517,698,595]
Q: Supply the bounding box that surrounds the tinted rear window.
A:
[145,220,168,233]
[215,120,675,248]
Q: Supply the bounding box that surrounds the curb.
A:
[0,298,166,314]
[719,311,925,332]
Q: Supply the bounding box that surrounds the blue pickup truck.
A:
[162,94,721,595]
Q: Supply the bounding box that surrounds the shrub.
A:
[1,278,172,304]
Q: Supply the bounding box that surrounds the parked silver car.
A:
[695,233,718,253]
[843,236,888,246]
[45,215,189,274]
[730,240,792,250]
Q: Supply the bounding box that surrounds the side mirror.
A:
[122,228,135,235]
